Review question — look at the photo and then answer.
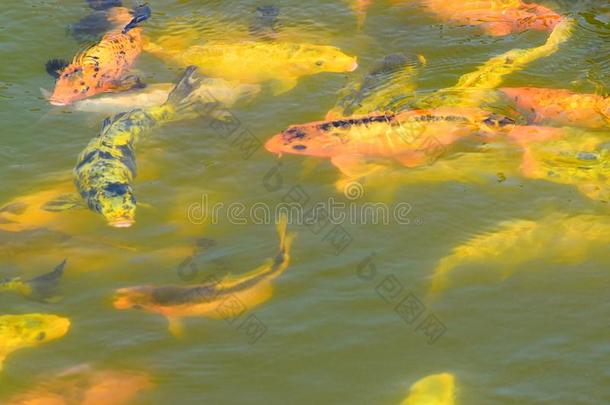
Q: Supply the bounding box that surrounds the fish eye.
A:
[315,60,324,66]
[36,331,46,341]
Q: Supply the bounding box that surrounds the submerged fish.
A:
[0,314,70,371]
[113,215,295,337]
[6,366,153,405]
[500,87,610,129]
[515,129,610,202]
[68,66,206,228]
[326,53,425,120]
[72,79,261,116]
[45,5,151,106]
[144,39,358,94]
[401,373,456,405]
[348,0,373,28]
[428,213,610,296]
[265,107,516,177]
[395,0,564,36]
[249,5,281,40]
[0,260,66,303]
[414,18,574,110]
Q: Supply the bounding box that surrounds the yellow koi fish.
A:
[326,53,426,120]
[0,260,66,303]
[429,213,610,296]
[113,215,295,337]
[144,39,358,94]
[401,373,456,405]
[0,314,70,372]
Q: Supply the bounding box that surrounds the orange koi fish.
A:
[6,365,153,405]
[500,87,610,129]
[45,5,151,106]
[393,0,563,36]
[265,108,516,176]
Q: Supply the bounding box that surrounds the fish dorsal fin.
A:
[45,59,69,79]
[42,194,86,212]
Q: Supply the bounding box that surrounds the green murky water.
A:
[0,0,609,403]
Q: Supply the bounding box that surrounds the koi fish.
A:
[45,4,151,106]
[326,53,425,120]
[0,260,66,303]
[401,373,456,405]
[395,0,564,36]
[514,129,610,202]
[249,5,281,40]
[113,215,295,337]
[6,366,152,405]
[69,0,126,42]
[500,87,610,129]
[265,107,516,177]
[0,314,70,371]
[348,0,373,28]
[144,39,358,94]
[72,78,261,116]
[66,66,207,228]
[415,18,574,109]
[428,213,610,296]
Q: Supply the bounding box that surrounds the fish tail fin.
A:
[122,3,151,33]
[275,213,295,270]
[163,66,215,121]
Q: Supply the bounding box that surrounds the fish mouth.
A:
[108,219,135,228]
[49,99,70,106]
[349,61,359,72]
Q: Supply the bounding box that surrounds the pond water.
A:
[0,0,609,403]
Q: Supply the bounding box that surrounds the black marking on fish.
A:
[577,152,598,161]
[45,59,69,79]
[292,144,307,150]
[316,114,395,132]
[76,150,98,170]
[150,285,220,306]
[103,182,130,196]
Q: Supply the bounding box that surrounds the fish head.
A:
[0,314,70,349]
[98,182,137,228]
[49,65,96,106]
[113,287,154,311]
[265,122,347,157]
[296,45,358,74]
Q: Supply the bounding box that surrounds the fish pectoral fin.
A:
[109,75,146,93]
[167,316,185,338]
[42,194,86,212]
[330,154,382,178]
[271,78,298,95]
